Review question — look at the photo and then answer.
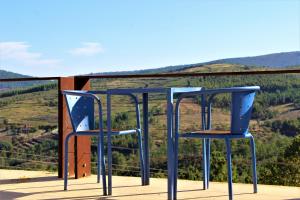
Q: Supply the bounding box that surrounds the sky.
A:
[0,0,299,77]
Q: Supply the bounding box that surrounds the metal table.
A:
[106,87,202,200]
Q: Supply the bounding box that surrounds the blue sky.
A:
[0,0,299,77]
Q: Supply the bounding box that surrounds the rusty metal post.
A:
[58,76,91,179]
[58,77,75,178]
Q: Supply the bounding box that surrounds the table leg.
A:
[143,93,150,185]
[167,90,174,200]
[107,93,112,195]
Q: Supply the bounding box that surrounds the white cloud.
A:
[69,42,104,56]
[0,42,60,66]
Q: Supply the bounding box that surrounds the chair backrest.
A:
[230,90,256,135]
[64,94,94,132]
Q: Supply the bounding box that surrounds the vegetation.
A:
[0,64,300,187]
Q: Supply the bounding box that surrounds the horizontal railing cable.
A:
[0,157,58,165]
[0,150,58,160]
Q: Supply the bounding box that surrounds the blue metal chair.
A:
[174,86,260,200]
[106,91,145,195]
[62,90,144,196]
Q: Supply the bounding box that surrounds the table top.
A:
[107,87,202,94]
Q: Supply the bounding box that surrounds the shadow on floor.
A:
[176,192,253,200]
[0,176,59,185]
[1,180,285,200]
[5,182,140,191]
[0,182,142,200]
[0,191,27,200]
[95,191,253,200]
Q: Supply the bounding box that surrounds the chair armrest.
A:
[88,90,107,95]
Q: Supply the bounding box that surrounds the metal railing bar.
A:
[0,77,60,82]
[1,69,298,83]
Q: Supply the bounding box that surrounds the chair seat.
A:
[180,129,252,139]
[76,129,138,136]
[192,130,231,134]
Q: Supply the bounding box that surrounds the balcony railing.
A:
[0,68,299,189]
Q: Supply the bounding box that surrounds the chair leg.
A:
[64,137,69,191]
[174,132,179,199]
[202,139,207,190]
[225,138,233,200]
[107,133,112,195]
[137,129,145,186]
[107,94,112,195]
[64,133,74,191]
[101,135,107,195]
[206,138,211,189]
[97,136,101,184]
[98,133,107,196]
[250,136,258,193]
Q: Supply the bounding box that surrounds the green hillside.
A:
[91,51,300,75]
[0,63,300,186]
[0,69,51,90]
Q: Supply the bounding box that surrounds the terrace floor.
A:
[0,169,299,200]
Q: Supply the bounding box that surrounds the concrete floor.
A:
[0,169,299,200]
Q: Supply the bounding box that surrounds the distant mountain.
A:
[208,51,300,68]
[92,51,300,75]
[90,64,196,75]
[0,69,48,90]
[0,69,30,79]
[1,51,300,80]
